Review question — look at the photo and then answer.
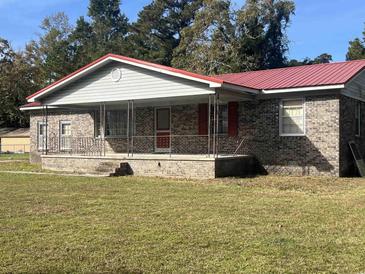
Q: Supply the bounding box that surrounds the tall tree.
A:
[0,39,37,127]
[87,0,129,59]
[234,0,266,71]
[30,12,74,84]
[129,0,203,65]
[172,0,235,75]
[261,0,295,69]
[68,16,95,68]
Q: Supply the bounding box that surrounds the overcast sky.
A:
[1,0,365,61]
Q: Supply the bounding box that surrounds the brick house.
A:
[21,54,365,178]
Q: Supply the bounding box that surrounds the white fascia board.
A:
[262,84,345,94]
[20,106,58,111]
[29,56,222,102]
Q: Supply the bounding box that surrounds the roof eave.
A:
[261,84,345,94]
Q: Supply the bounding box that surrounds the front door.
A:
[155,107,171,153]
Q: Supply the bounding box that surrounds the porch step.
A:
[110,162,134,177]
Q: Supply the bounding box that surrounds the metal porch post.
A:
[131,100,134,157]
[127,100,130,157]
[169,106,172,158]
[100,103,106,156]
[103,103,106,156]
[208,95,211,158]
[212,95,216,157]
[216,95,219,158]
[41,106,45,155]
[45,105,48,155]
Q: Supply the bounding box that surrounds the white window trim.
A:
[59,121,72,151]
[37,121,48,151]
[279,98,306,137]
[356,102,361,137]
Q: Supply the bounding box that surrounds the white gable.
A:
[43,61,215,106]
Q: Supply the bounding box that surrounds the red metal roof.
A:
[216,60,365,90]
[26,55,365,102]
[20,102,42,108]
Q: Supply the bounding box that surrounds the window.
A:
[60,121,71,150]
[280,99,305,136]
[94,109,129,138]
[356,102,361,137]
[106,110,128,137]
[37,122,47,150]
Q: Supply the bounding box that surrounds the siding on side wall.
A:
[43,61,214,105]
[342,69,365,101]
[339,95,365,176]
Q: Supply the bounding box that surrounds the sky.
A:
[0,0,365,62]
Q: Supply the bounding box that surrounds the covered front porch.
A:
[36,92,259,178]
[40,92,253,159]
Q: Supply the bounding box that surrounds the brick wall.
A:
[30,110,95,162]
[29,95,342,176]
[238,95,340,176]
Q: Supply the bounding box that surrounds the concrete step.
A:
[110,162,134,177]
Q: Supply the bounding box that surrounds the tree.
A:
[288,53,333,66]
[87,0,129,59]
[234,0,266,71]
[31,12,74,84]
[347,38,365,61]
[68,16,95,68]
[0,39,37,127]
[261,0,295,69]
[172,0,235,75]
[129,0,203,65]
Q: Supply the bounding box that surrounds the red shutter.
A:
[228,102,238,137]
[198,104,208,135]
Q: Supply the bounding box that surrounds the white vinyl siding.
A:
[280,99,305,136]
[342,69,365,101]
[43,62,214,105]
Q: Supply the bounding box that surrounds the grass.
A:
[0,160,44,172]
[0,153,29,161]
[0,166,365,273]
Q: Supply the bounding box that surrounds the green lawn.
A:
[0,165,365,273]
[0,153,29,160]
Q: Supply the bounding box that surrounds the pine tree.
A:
[129,0,203,65]
[347,38,365,61]
[87,0,129,58]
